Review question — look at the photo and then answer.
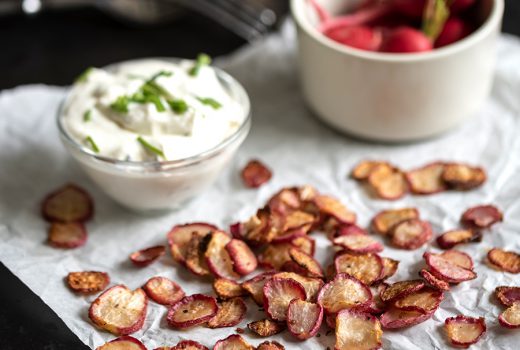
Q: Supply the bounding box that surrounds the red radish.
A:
[435,18,472,47]
[320,4,393,33]
[325,25,382,51]
[380,27,433,53]
[309,0,330,23]
[451,0,476,14]
[392,0,427,18]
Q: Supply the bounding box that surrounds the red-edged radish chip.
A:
[263,278,306,321]
[207,297,247,328]
[143,276,184,305]
[379,257,400,281]
[351,160,388,181]
[368,163,408,200]
[371,208,419,236]
[241,272,275,306]
[96,336,147,350]
[405,163,447,195]
[247,319,285,337]
[288,248,323,278]
[242,208,274,244]
[256,341,285,350]
[130,245,165,267]
[317,273,372,314]
[291,235,315,256]
[213,278,246,300]
[334,252,384,286]
[498,303,520,329]
[258,242,293,270]
[48,222,87,249]
[287,299,323,340]
[367,283,389,315]
[167,294,217,329]
[380,307,434,329]
[487,248,520,274]
[313,195,356,224]
[230,222,244,239]
[495,286,520,307]
[442,163,486,190]
[225,239,258,275]
[333,234,384,253]
[89,285,148,335]
[205,231,240,279]
[281,210,315,232]
[420,269,450,291]
[461,205,503,228]
[281,260,311,275]
[241,160,272,188]
[214,335,253,350]
[380,280,425,303]
[436,229,481,249]
[167,223,217,265]
[267,188,301,215]
[393,287,443,314]
[42,184,93,222]
[335,309,383,350]
[185,232,210,276]
[168,340,209,350]
[67,271,109,294]
[390,219,432,250]
[424,252,476,283]
[440,250,474,270]
[334,224,369,238]
[445,315,486,347]
[273,272,324,302]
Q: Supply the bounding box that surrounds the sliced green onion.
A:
[85,136,100,153]
[75,67,94,83]
[189,53,212,76]
[110,96,130,114]
[167,99,188,114]
[83,109,92,122]
[137,136,165,158]
[147,70,173,82]
[197,97,222,110]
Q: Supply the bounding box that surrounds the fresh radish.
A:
[320,4,393,33]
[325,25,382,51]
[392,0,427,19]
[380,27,433,53]
[451,0,476,14]
[435,18,472,47]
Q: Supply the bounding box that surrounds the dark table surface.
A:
[1,2,519,349]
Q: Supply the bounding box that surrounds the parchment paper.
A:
[1,22,519,349]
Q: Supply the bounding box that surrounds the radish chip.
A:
[42,184,93,222]
[288,248,323,278]
[314,195,357,224]
[213,335,253,350]
[225,239,258,275]
[368,163,408,200]
[390,219,432,250]
[333,234,384,253]
[247,319,285,337]
[380,308,434,329]
[256,341,285,350]
[208,297,247,328]
[258,242,293,270]
[487,248,520,273]
[367,283,388,315]
[445,315,486,348]
[205,231,240,279]
[273,272,324,302]
[96,336,147,350]
[241,272,275,305]
[420,269,450,291]
[287,299,323,340]
[423,252,476,283]
[291,235,315,256]
[405,163,447,195]
[167,340,209,350]
[213,278,246,300]
[185,232,211,276]
[437,229,481,249]
[334,224,369,238]
[461,205,503,228]
[167,223,217,265]
[167,294,217,329]
[380,280,425,303]
[495,286,520,307]
[440,250,474,270]
[241,160,272,188]
[317,273,372,314]
[67,271,109,294]
[335,310,383,350]
[263,278,306,321]
[335,252,384,286]
[130,246,165,267]
[372,208,419,236]
[393,287,444,314]
[89,285,148,335]
[143,277,185,305]
[379,257,400,281]
[442,163,486,190]
[48,222,87,249]
[351,160,388,181]
[498,303,520,329]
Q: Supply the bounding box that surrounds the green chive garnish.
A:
[83,109,92,122]
[197,97,222,109]
[137,136,165,158]
[85,136,100,153]
[75,67,94,83]
[110,96,130,114]
[147,70,173,83]
[189,53,211,76]
[167,99,188,114]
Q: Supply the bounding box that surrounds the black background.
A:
[1,2,519,349]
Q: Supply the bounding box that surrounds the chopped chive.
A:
[110,95,130,114]
[75,67,94,83]
[148,95,166,112]
[147,70,173,83]
[85,136,100,153]
[137,136,165,158]
[83,109,92,122]
[167,99,188,114]
[197,97,222,109]
[189,53,211,76]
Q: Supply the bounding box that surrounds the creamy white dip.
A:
[61,59,245,161]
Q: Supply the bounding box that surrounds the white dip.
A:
[61,58,245,161]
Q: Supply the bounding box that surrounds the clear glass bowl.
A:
[57,59,251,213]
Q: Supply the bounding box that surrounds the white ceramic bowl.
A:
[291,0,504,142]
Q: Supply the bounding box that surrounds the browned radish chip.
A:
[287,299,323,340]
[333,234,384,253]
[367,283,388,315]
[440,250,474,270]
[256,341,285,350]
[291,235,315,256]
[334,252,384,286]
[420,269,450,291]
[334,224,369,238]
[288,248,323,278]
[442,163,486,191]
[167,223,217,265]
[368,163,408,200]
[225,239,257,275]
[371,208,419,236]
[247,319,285,337]
[380,307,434,329]
[273,272,324,302]
[205,231,240,279]
[498,303,520,329]
[380,280,425,303]
[241,160,272,188]
[143,276,184,305]
[405,163,447,195]
[351,160,388,181]
[241,208,274,244]
[267,188,301,215]
[280,210,315,233]
[313,195,357,224]
[461,205,503,229]
[130,246,165,267]
[42,184,93,222]
[423,252,476,283]
[379,257,400,281]
[390,219,432,250]
[258,242,293,270]
[48,222,87,249]
[66,271,109,294]
[487,248,520,274]
[281,261,310,275]
[167,294,217,329]
[263,278,306,321]
[168,340,209,350]
[89,285,148,335]
[185,232,210,276]
[96,336,147,350]
[495,286,520,307]
[436,229,481,249]
[445,315,486,348]
[241,272,275,305]
[393,287,444,314]
[213,278,247,300]
[214,335,253,350]
[335,309,383,350]
[208,297,247,328]
[317,273,372,314]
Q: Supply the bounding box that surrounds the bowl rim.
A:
[291,0,504,62]
[57,57,251,170]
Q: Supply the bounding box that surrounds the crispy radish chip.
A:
[256,341,285,350]
[168,340,209,350]
[213,278,246,300]
[67,271,109,294]
[498,303,520,329]
[263,278,306,321]
[241,160,272,188]
[167,223,217,265]
[368,163,408,200]
[48,222,87,249]
[334,224,369,238]
[185,232,211,276]
[287,299,323,340]
[313,195,356,224]
[247,319,285,337]
[317,273,372,314]
[214,335,254,350]
[335,310,383,350]
[390,219,432,250]
[351,160,388,181]
[487,248,520,274]
[405,163,447,195]
[130,246,165,267]
[495,286,520,307]
[335,252,384,286]
[288,248,323,278]
[291,235,315,256]
[420,269,450,291]
[437,229,481,249]
[273,272,324,302]
[380,280,425,303]
[89,285,148,335]
[205,231,240,279]
[42,184,93,222]
[208,297,247,328]
[96,336,147,350]
[461,205,503,229]
[241,272,275,305]
[143,277,185,305]
[380,307,434,329]
[167,294,217,329]
[367,283,389,315]
[225,239,258,275]
[372,208,419,236]
[423,252,476,283]
[333,234,384,253]
[258,243,293,270]
[393,287,444,314]
[440,250,474,270]
[379,257,400,281]
[445,315,486,348]
[442,163,486,191]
